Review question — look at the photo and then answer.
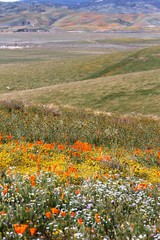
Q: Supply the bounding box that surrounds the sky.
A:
[0,0,20,1]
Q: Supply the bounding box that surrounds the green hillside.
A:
[0,44,160,115]
[84,46,160,79]
[0,49,128,93]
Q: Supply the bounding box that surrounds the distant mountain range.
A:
[22,0,160,12]
[0,0,160,32]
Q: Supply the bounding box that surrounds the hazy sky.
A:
[0,0,20,1]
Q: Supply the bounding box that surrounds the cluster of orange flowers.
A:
[30,175,36,187]
[14,224,37,236]
[133,183,149,192]
[45,207,83,224]
[70,141,93,152]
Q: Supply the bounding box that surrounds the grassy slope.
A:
[0,49,130,93]
[84,46,160,79]
[0,45,160,115]
[0,68,160,115]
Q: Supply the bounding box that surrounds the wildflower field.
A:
[0,102,160,239]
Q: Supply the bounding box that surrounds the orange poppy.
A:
[75,190,80,195]
[72,152,77,157]
[3,186,8,195]
[29,154,36,160]
[36,140,43,145]
[58,144,65,150]
[30,175,36,182]
[51,208,59,215]
[65,171,70,177]
[0,211,6,216]
[70,211,75,217]
[6,134,12,140]
[30,228,37,236]
[137,183,148,190]
[14,224,28,235]
[45,211,51,219]
[61,211,66,217]
[31,181,36,187]
[95,213,101,223]
[77,218,83,225]
[134,183,148,192]
[69,166,77,173]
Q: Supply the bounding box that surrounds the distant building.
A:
[15,28,48,32]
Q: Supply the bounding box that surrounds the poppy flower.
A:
[14,224,28,235]
[70,211,75,217]
[51,208,59,215]
[61,211,66,217]
[45,211,51,219]
[30,228,37,236]
[0,211,6,216]
[77,218,83,224]
[75,190,80,195]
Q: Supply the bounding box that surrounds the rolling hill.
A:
[0,44,160,115]
[22,0,160,12]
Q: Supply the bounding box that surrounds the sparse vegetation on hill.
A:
[0,101,159,148]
